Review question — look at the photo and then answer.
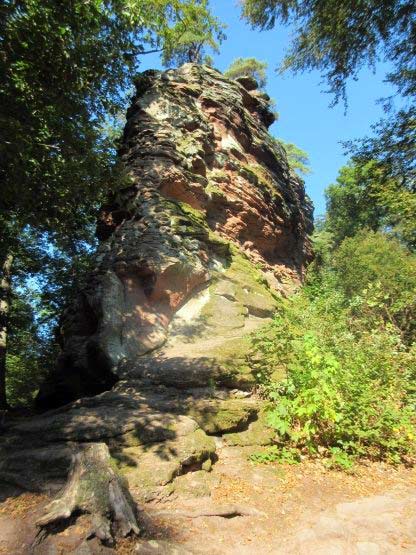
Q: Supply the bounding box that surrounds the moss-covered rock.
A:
[41,61,312,408]
[188,399,259,435]
[119,428,216,491]
[223,413,275,447]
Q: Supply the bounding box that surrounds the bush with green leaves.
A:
[333,231,416,343]
[251,231,416,468]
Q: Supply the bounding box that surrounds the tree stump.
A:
[36,442,139,544]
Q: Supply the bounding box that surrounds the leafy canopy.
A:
[345,107,416,197]
[241,0,415,104]
[326,160,416,248]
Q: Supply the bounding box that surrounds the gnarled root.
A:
[35,442,139,544]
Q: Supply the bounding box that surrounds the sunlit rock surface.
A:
[37,63,313,407]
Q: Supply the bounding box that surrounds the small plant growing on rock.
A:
[224,57,268,88]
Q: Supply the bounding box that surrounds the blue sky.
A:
[140,0,398,217]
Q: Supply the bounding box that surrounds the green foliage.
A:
[325,161,386,244]
[325,448,355,472]
[241,1,415,215]
[276,139,311,177]
[161,1,225,66]
[224,57,268,88]
[344,108,415,202]
[326,160,416,249]
[4,226,95,406]
[6,294,51,407]
[333,231,416,342]
[250,445,300,465]
[241,0,415,105]
[251,231,416,467]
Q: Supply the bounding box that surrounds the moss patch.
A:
[223,412,275,447]
[206,182,227,200]
[170,201,231,258]
[119,429,216,491]
[209,169,229,183]
[200,293,246,330]
[239,163,290,214]
[225,248,278,314]
[188,399,259,435]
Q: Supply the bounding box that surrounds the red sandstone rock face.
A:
[36,64,313,408]
[115,64,312,283]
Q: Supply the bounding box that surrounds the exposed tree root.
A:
[35,442,139,545]
[154,504,267,519]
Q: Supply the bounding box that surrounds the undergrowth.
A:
[250,231,416,470]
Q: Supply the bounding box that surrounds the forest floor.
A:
[1,441,415,554]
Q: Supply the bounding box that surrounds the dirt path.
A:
[132,444,416,555]
[2,444,414,554]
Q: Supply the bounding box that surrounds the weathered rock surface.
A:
[36,62,312,408]
[0,63,313,551]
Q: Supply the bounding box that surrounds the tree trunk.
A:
[35,442,140,545]
[0,253,13,410]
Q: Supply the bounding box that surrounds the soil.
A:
[1,442,415,555]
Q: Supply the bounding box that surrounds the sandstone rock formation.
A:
[0,64,313,551]
[37,63,313,408]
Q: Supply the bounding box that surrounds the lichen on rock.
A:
[36,62,312,408]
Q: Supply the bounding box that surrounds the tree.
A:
[345,106,416,201]
[224,57,268,88]
[241,0,416,219]
[6,290,51,408]
[241,0,415,104]
[0,0,224,408]
[325,161,384,244]
[277,139,311,177]
[333,230,416,342]
[325,160,416,248]
[162,3,225,66]
[0,252,12,410]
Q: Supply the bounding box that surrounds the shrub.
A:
[251,231,416,467]
[333,231,416,343]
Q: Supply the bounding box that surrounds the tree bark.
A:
[0,253,13,410]
[35,442,140,545]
